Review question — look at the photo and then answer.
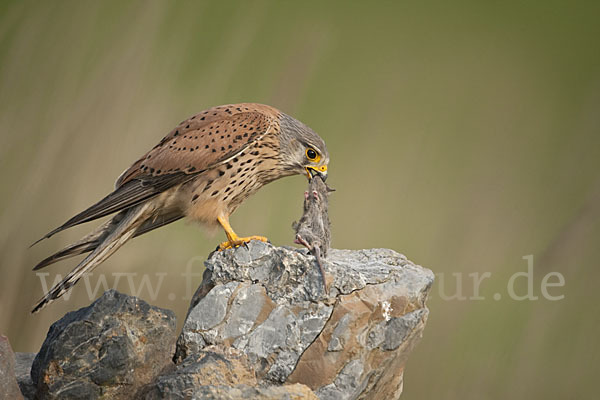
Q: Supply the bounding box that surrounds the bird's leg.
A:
[217,215,268,250]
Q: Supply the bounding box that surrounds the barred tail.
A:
[31,204,151,313]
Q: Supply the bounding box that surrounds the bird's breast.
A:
[182,141,283,224]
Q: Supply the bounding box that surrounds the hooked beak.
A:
[306,165,328,181]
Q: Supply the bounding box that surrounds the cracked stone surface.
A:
[174,241,434,399]
[31,290,177,400]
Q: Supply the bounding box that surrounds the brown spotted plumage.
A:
[31,103,329,312]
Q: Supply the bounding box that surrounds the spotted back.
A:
[116,103,281,187]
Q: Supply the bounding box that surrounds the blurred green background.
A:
[1,0,599,398]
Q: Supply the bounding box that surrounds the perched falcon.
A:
[31,103,329,313]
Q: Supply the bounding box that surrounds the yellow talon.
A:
[217,215,269,251]
[218,235,269,250]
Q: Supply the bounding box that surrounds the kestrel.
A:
[32,103,329,313]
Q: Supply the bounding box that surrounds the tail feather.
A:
[32,242,98,271]
[32,217,118,271]
[31,173,194,248]
[31,204,151,313]
[32,210,183,271]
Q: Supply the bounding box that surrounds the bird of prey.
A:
[31,103,329,313]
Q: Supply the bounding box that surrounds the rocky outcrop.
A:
[30,290,177,400]
[20,242,432,399]
[173,241,434,399]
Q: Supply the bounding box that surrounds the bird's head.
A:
[278,113,329,181]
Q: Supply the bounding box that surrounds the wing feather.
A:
[116,105,277,186]
[33,173,192,244]
[33,103,280,245]
[32,209,184,270]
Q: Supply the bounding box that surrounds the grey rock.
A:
[328,314,351,352]
[331,359,367,398]
[31,290,177,400]
[186,384,319,400]
[0,335,23,400]
[221,284,266,339]
[383,309,428,351]
[145,345,320,399]
[258,304,332,382]
[186,282,239,331]
[149,383,318,400]
[23,242,431,399]
[15,352,36,400]
[144,347,255,399]
[175,242,434,399]
[176,241,336,381]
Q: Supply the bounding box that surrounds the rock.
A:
[15,353,36,400]
[144,345,319,399]
[31,290,177,400]
[25,243,432,399]
[175,241,434,399]
[144,346,256,398]
[0,335,23,400]
[148,382,318,400]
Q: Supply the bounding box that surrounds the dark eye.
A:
[306,148,318,160]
